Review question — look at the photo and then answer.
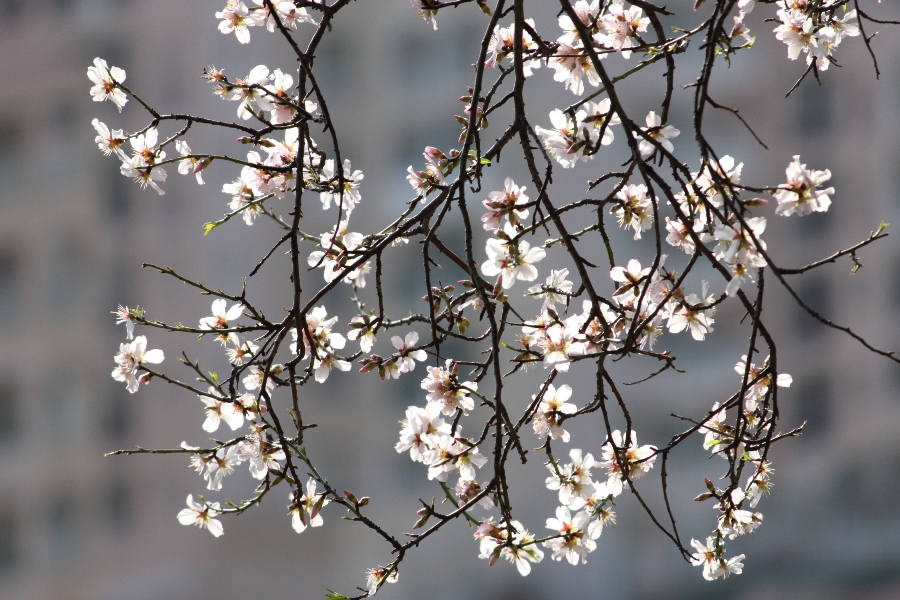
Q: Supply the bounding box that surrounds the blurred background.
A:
[2,1,900,599]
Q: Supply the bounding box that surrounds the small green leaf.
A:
[325,590,349,600]
[203,222,219,236]
[479,157,491,165]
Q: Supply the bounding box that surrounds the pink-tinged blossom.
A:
[455,479,495,510]
[199,298,244,342]
[667,283,715,341]
[175,140,208,185]
[391,331,428,373]
[240,426,286,479]
[425,436,487,481]
[636,111,679,157]
[735,355,792,412]
[599,1,647,59]
[527,268,573,312]
[611,183,655,240]
[481,224,546,289]
[481,177,530,232]
[597,429,656,496]
[289,478,329,533]
[421,360,478,416]
[112,335,164,393]
[486,19,542,76]
[307,220,367,286]
[114,304,138,339]
[92,119,127,159]
[291,305,347,357]
[535,107,616,168]
[538,321,585,372]
[215,1,263,44]
[320,159,364,212]
[347,314,377,353]
[665,217,696,255]
[87,58,128,111]
[549,42,601,96]
[241,364,279,394]
[226,337,258,366]
[119,127,167,195]
[227,65,272,119]
[610,258,650,304]
[313,353,351,383]
[773,155,834,217]
[252,0,316,32]
[476,519,544,575]
[545,448,596,509]
[365,565,399,595]
[557,0,602,47]
[774,8,817,61]
[533,383,577,442]
[396,404,450,462]
[203,445,243,491]
[177,494,224,537]
[543,506,602,564]
[200,387,244,433]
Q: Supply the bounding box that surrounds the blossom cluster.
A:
[91,0,885,594]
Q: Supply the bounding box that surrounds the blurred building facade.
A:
[1,1,899,599]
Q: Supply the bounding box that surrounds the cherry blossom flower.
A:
[532,383,577,442]
[773,155,834,217]
[289,478,329,533]
[391,331,428,373]
[735,355,792,412]
[611,183,655,240]
[241,364,278,394]
[348,314,377,353]
[636,111,679,157]
[200,388,244,432]
[226,337,258,366]
[425,435,487,482]
[112,335,164,393]
[545,448,596,509]
[597,429,656,496]
[481,224,546,289]
[486,20,541,76]
[204,445,243,491]
[538,321,585,372]
[667,283,715,341]
[527,268,573,311]
[543,506,602,564]
[476,519,544,576]
[549,42,601,96]
[177,494,224,537]
[365,565,398,595]
[175,140,208,185]
[421,360,478,415]
[215,1,263,44]
[396,404,450,462]
[253,0,316,32]
[319,159,364,213]
[199,299,244,344]
[600,0,647,59]
[455,479,495,510]
[240,426,286,479]
[114,304,138,339]
[92,119,127,158]
[481,177,529,233]
[87,58,128,111]
[610,258,650,304]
